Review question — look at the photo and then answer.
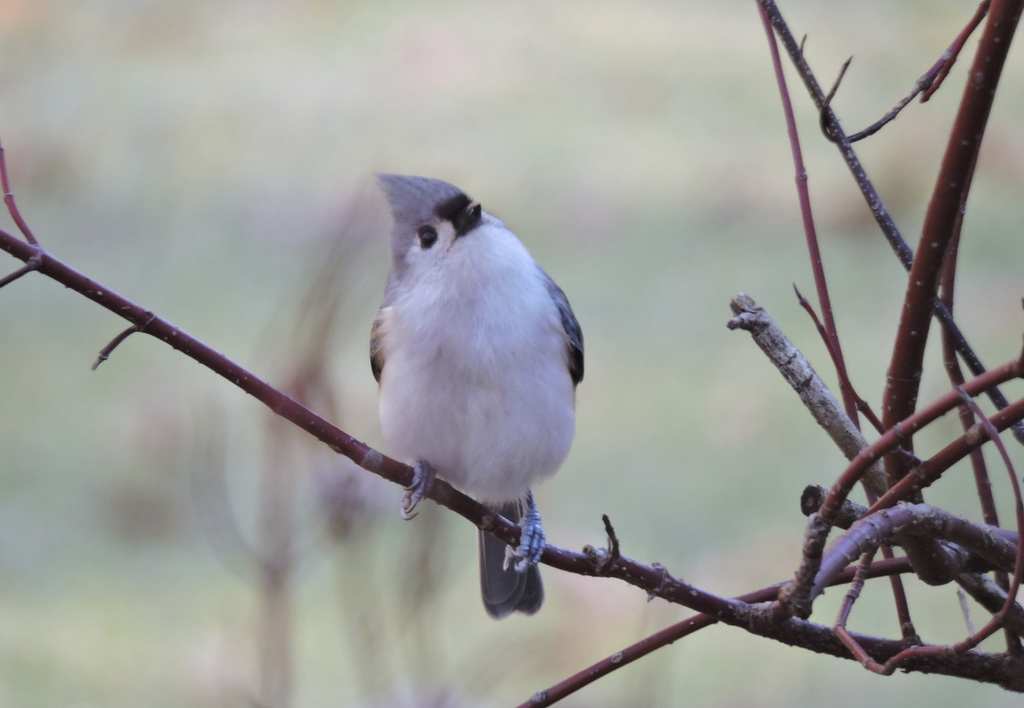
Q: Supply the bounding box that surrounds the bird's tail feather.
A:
[478,500,544,619]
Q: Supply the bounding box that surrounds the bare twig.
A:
[91,313,157,370]
[940,228,1020,654]
[0,137,38,246]
[953,390,1024,649]
[958,587,976,635]
[957,573,1024,637]
[794,286,885,434]
[838,1,992,142]
[756,0,1024,446]
[821,501,1022,675]
[785,359,1024,617]
[728,294,886,495]
[0,251,42,289]
[920,1,992,102]
[759,5,858,427]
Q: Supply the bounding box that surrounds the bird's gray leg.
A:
[505,490,546,573]
[400,459,436,520]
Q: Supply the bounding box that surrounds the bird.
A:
[370,174,583,618]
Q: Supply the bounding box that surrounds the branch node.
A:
[647,562,670,603]
[0,247,43,290]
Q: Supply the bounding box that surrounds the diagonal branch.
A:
[727,294,886,495]
[0,223,753,619]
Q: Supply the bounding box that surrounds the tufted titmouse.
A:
[371,174,583,618]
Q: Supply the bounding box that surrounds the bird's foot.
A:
[505,492,546,573]
[400,459,436,520]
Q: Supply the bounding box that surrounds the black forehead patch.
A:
[435,192,482,236]
[435,192,471,222]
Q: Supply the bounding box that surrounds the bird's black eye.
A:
[417,225,438,249]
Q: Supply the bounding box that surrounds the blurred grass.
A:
[1,0,1024,706]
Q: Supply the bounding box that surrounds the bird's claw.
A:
[401,460,435,520]
[504,493,546,573]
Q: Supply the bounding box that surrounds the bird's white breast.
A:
[377,222,575,503]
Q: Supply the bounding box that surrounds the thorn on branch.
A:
[602,513,621,563]
[92,313,156,370]
[820,57,852,141]
[584,514,622,575]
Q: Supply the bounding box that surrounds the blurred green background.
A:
[2,0,1024,706]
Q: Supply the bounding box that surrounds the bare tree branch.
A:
[728,294,886,495]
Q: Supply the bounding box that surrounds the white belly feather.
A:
[377,230,575,503]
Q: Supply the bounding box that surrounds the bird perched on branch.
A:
[371,174,583,618]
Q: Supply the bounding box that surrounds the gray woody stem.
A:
[728,293,887,496]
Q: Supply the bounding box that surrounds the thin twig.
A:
[728,294,886,495]
[760,5,858,427]
[602,514,620,563]
[921,1,992,102]
[0,250,42,289]
[953,390,1024,650]
[939,220,1019,654]
[957,573,1024,637]
[0,137,38,246]
[91,313,156,370]
[838,1,992,141]
[794,285,884,434]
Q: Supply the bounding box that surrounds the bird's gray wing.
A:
[543,271,584,386]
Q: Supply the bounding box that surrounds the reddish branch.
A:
[782,356,1024,616]
[939,215,1020,657]
[883,0,1023,485]
[842,1,992,141]
[759,3,858,427]
[757,0,1024,444]
[0,139,38,246]
[886,0,1022,587]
